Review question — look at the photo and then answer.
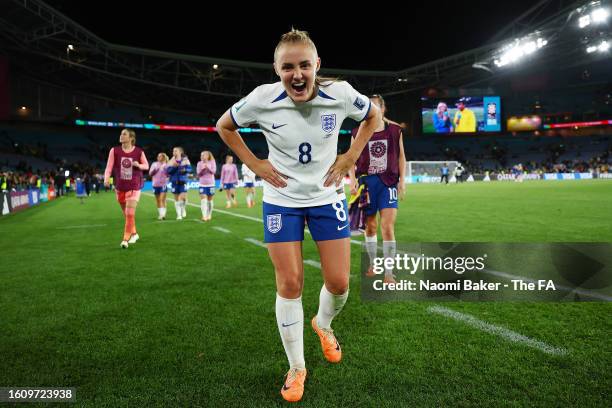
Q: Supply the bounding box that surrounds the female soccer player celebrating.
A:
[197,150,217,221]
[166,146,192,220]
[241,162,257,208]
[149,152,169,220]
[216,29,380,402]
[103,129,149,248]
[220,154,239,208]
[349,95,406,284]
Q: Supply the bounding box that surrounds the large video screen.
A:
[507,115,542,132]
[421,96,502,134]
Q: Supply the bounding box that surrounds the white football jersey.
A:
[230,81,370,207]
[241,163,256,184]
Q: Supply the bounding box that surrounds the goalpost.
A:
[406,161,459,184]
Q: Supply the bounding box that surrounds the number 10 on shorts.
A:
[388,187,398,201]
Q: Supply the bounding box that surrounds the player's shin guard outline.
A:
[276,294,305,370]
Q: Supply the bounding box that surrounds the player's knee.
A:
[380,222,395,239]
[365,218,377,235]
[277,274,303,297]
[326,279,349,295]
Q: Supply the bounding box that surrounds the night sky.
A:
[48,0,538,71]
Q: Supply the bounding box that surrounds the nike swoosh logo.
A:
[272,123,287,129]
[337,224,349,231]
[282,384,291,391]
[388,201,397,204]
[234,100,247,112]
[282,321,300,327]
[335,341,341,351]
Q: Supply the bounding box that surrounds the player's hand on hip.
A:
[350,181,359,196]
[252,159,287,188]
[325,154,353,187]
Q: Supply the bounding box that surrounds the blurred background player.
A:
[513,163,524,182]
[197,150,217,221]
[241,162,257,208]
[455,162,465,183]
[166,146,192,220]
[220,154,238,208]
[349,94,406,284]
[149,152,169,220]
[441,163,450,184]
[216,29,380,402]
[103,129,149,248]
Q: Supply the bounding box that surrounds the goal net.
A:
[406,161,459,184]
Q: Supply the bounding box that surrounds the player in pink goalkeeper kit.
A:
[149,152,169,220]
[220,155,239,208]
[197,151,217,221]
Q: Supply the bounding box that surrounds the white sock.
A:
[161,207,166,218]
[201,199,207,218]
[181,200,187,217]
[208,200,213,216]
[157,207,162,217]
[365,234,378,266]
[175,201,181,217]
[383,240,397,277]
[276,294,305,370]
[316,285,349,330]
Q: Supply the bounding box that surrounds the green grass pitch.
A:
[1,180,610,406]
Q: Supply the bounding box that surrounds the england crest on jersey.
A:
[267,214,282,234]
[321,114,336,133]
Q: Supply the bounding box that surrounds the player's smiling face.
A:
[274,43,320,103]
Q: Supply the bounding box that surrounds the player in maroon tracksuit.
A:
[349,95,406,283]
[104,129,149,248]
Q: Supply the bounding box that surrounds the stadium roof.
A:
[1,0,610,114]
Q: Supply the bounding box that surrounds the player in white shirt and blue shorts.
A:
[216,29,381,402]
[241,163,257,208]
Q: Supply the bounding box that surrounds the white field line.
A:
[213,226,231,234]
[428,306,569,356]
[244,238,267,249]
